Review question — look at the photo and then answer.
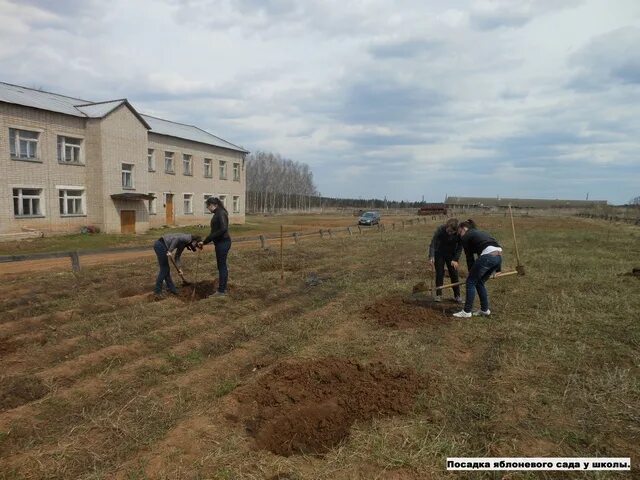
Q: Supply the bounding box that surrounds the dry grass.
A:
[0,215,638,479]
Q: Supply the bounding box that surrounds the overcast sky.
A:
[1,0,638,203]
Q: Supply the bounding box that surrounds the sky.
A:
[0,0,638,204]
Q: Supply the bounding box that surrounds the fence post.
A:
[70,251,81,272]
[259,235,266,249]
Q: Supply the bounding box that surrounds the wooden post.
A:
[70,251,80,273]
[280,225,284,282]
[259,235,266,249]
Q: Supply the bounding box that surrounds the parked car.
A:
[358,211,380,226]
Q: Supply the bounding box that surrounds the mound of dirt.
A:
[0,375,48,410]
[178,281,217,300]
[363,295,450,328]
[230,357,423,456]
[118,285,154,298]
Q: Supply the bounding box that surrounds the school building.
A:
[0,81,248,235]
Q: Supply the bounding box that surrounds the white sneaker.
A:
[472,309,491,316]
[434,295,442,302]
[453,310,472,318]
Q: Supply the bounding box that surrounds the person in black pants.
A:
[428,218,463,303]
[153,233,202,298]
[199,196,232,297]
[453,220,502,318]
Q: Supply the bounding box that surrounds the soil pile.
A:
[363,296,449,328]
[0,375,48,410]
[118,285,154,298]
[230,358,423,456]
[178,281,217,300]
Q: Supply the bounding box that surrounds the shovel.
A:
[168,254,191,286]
[425,269,522,293]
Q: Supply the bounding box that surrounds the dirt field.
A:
[0,216,638,479]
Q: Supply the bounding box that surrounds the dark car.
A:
[358,211,380,226]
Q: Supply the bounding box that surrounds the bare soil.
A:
[363,295,452,328]
[0,375,49,410]
[228,357,424,456]
[178,280,217,300]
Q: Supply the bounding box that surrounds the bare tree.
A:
[246,151,320,213]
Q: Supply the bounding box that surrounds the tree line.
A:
[246,151,320,213]
[245,151,427,213]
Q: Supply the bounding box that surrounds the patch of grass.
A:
[0,216,638,479]
[212,378,239,398]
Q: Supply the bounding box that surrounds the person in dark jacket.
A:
[453,219,502,318]
[153,233,202,297]
[199,196,232,297]
[428,218,463,302]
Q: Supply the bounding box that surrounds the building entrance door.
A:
[120,210,136,234]
[165,194,175,224]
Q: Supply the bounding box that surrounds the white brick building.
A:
[0,82,248,235]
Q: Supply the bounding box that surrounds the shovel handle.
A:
[431,270,520,291]
[168,254,188,283]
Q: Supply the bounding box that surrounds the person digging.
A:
[428,217,463,303]
[452,219,502,318]
[198,196,232,298]
[153,233,202,299]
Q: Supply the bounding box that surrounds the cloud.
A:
[0,0,638,203]
[569,26,640,90]
[368,38,444,59]
[469,0,584,30]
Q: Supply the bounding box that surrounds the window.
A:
[148,149,155,171]
[57,136,83,164]
[183,193,193,214]
[233,163,240,181]
[164,152,174,173]
[148,193,157,215]
[203,194,213,214]
[122,163,134,188]
[219,195,227,209]
[13,188,43,217]
[233,195,240,213]
[9,128,39,160]
[183,154,192,175]
[204,158,213,178]
[58,189,85,216]
[219,160,227,180]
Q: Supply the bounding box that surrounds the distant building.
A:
[445,196,607,209]
[417,203,448,215]
[0,82,248,235]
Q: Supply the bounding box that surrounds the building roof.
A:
[142,114,248,153]
[0,81,247,153]
[445,196,608,208]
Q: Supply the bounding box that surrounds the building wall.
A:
[147,133,246,228]
[0,102,96,234]
[1,102,247,236]
[98,105,150,234]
